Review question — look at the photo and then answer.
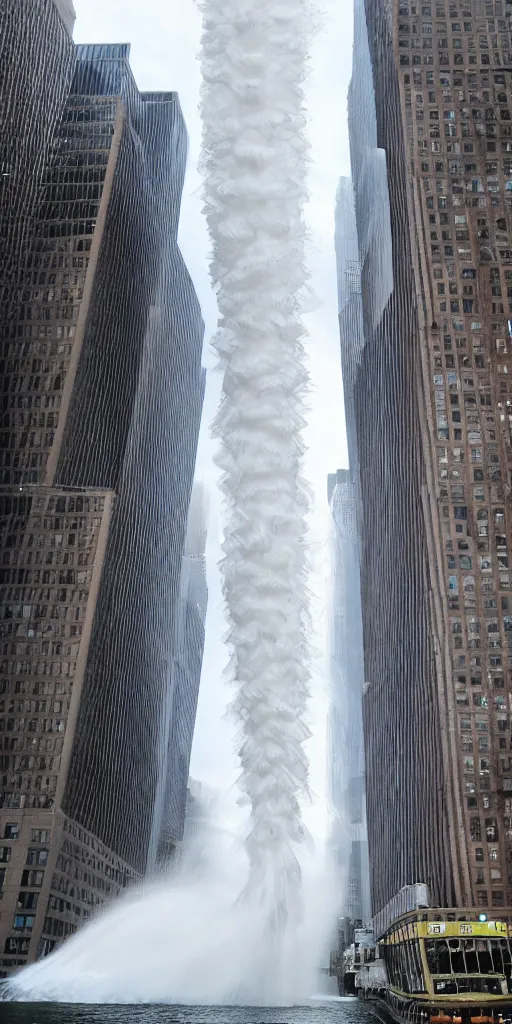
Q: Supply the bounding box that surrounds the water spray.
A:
[199,0,313,933]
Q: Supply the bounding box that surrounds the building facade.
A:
[328,469,370,924]
[347,0,512,919]
[53,1,75,35]
[0,1,205,974]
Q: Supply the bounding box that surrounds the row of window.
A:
[466,781,500,807]
[1,718,68,734]
[0,412,58,430]
[2,548,96,571]
[400,2,505,17]
[2,769,58,786]
[1,757,61,778]
[400,27,512,47]
[1,568,93,587]
[463,754,499,775]
[1,431,55,451]
[1,637,82,658]
[0,617,85,641]
[456,693,507,713]
[15,304,79,324]
[452,612,512,629]
[1,700,69,715]
[0,737,64,754]
[55,854,128,888]
[0,847,48,865]
[41,917,76,939]
[3,794,55,810]
[469,816,501,841]
[2,551,96,574]
[0,680,69,697]
[438,444,503,463]
[421,135,512,158]
[6,328,76,345]
[461,733,505,751]
[0,594,88,616]
[400,51,511,66]
[2,514,101,535]
[3,938,30,956]
[1,660,78,679]
[5,530,97,552]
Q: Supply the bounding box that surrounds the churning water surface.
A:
[0,997,374,1024]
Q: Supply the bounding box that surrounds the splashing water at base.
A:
[3,797,336,1005]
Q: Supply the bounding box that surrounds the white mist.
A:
[199,0,313,941]
[5,790,335,1004]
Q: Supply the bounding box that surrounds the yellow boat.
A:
[358,908,512,1024]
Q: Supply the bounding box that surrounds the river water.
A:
[0,998,375,1024]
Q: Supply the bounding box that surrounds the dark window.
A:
[486,818,499,841]
[26,848,48,866]
[17,891,39,911]
[471,817,482,841]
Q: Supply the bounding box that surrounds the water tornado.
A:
[1,3,316,1004]
[200,0,313,928]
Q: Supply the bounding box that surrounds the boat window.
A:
[448,938,465,973]
[477,939,493,974]
[426,939,451,974]
[464,939,479,973]
[491,942,505,974]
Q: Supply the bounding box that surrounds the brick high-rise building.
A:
[346,0,512,922]
[0,1,205,975]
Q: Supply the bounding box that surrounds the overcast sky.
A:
[73,0,354,834]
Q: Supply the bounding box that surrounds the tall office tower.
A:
[1,1,75,360]
[0,3,205,974]
[328,469,370,924]
[347,0,512,921]
[331,180,370,924]
[334,179,365,493]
